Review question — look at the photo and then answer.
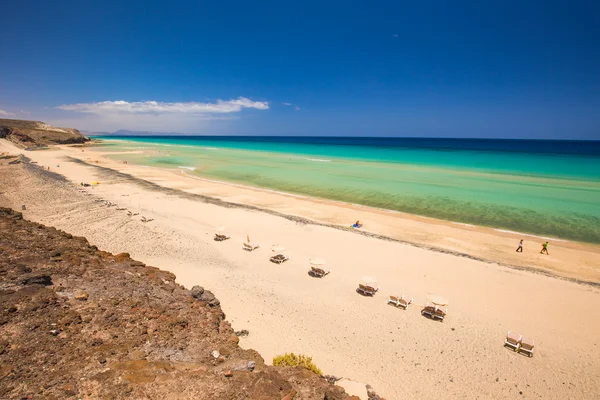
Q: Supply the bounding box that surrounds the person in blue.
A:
[352,220,363,228]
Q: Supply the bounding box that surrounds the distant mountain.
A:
[0,118,89,147]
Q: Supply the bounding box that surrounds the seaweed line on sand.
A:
[63,156,600,288]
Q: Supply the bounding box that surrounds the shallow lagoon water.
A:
[94,136,600,244]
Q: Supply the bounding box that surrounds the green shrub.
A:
[272,353,322,375]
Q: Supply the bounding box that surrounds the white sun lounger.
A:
[243,242,260,251]
[388,295,413,309]
[518,336,535,357]
[505,331,522,352]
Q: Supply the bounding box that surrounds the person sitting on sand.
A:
[540,241,549,255]
[352,220,363,228]
[516,239,523,252]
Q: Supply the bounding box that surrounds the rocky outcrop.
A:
[0,118,90,147]
[0,207,354,399]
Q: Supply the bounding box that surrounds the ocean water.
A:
[93,136,600,244]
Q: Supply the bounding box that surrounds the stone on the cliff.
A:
[235,329,249,337]
[20,273,52,286]
[247,361,256,371]
[211,350,220,358]
[229,333,239,344]
[74,291,89,301]
[323,375,343,383]
[129,260,145,267]
[366,384,383,400]
[199,290,220,307]
[115,253,130,262]
[199,290,214,302]
[224,370,233,377]
[20,205,26,211]
[190,285,204,298]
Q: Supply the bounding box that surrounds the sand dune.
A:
[1,139,600,399]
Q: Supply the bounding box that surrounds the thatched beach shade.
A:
[427,294,449,306]
[272,245,285,254]
[309,258,326,266]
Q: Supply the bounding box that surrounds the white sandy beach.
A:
[1,139,600,399]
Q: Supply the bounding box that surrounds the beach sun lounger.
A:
[270,254,290,264]
[504,331,522,352]
[357,282,379,296]
[518,336,535,357]
[310,266,330,278]
[388,295,413,309]
[421,303,436,319]
[421,302,447,321]
[214,233,230,241]
[433,307,447,321]
[243,242,260,251]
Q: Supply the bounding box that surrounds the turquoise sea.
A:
[93,136,600,244]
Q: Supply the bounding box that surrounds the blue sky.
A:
[1,0,599,138]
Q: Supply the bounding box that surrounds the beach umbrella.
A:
[272,245,285,253]
[427,294,449,306]
[310,258,326,266]
[360,276,378,285]
[216,226,226,233]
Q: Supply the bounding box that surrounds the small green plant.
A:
[272,353,322,375]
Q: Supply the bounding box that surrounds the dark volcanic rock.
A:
[199,289,220,307]
[190,285,204,298]
[19,273,52,286]
[0,207,354,400]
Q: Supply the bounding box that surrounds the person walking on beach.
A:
[516,239,523,252]
[540,241,549,255]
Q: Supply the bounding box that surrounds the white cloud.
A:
[283,102,300,111]
[50,97,269,133]
[57,97,269,115]
[0,109,16,117]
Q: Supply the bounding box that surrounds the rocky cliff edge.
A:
[0,118,90,148]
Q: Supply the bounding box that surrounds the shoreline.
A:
[95,137,594,245]
[79,141,600,285]
[180,168,570,244]
[67,155,598,287]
